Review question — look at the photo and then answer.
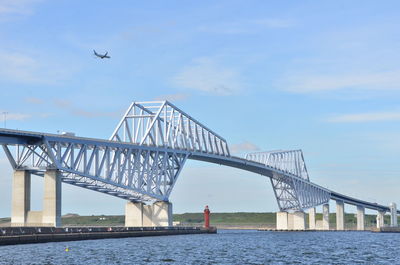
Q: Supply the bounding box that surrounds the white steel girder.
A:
[0,102,332,211]
[246,150,309,180]
[110,101,230,157]
[2,139,188,202]
[246,150,330,211]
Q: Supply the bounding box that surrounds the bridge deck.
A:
[0,128,397,213]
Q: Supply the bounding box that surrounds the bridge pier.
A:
[276,212,289,230]
[125,201,172,227]
[290,211,306,230]
[276,211,305,230]
[152,201,173,226]
[11,169,61,227]
[308,208,316,230]
[376,211,385,228]
[322,204,330,230]
[356,206,365,230]
[42,170,62,227]
[390,203,397,227]
[125,202,145,226]
[11,170,31,226]
[336,201,344,231]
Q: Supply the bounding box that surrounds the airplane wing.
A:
[105,52,108,56]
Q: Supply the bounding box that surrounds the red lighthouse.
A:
[204,205,210,228]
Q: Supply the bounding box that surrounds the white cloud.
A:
[0,52,71,84]
[0,111,31,121]
[0,0,42,15]
[327,111,400,123]
[173,58,242,95]
[7,113,30,120]
[198,18,294,34]
[283,70,400,93]
[25,97,43,104]
[53,99,121,118]
[154,93,189,102]
[0,52,38,82]
[252,18,295,29]
[230,141,260,154]
[71,109,121,118]
[0,109,52,122]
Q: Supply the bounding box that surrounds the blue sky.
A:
[0,0,400,216]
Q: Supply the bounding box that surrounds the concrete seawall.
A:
[371,227,400,233]
[0,226,217,246]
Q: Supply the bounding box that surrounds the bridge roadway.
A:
[0,128,397,214]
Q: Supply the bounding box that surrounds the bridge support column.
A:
[125,202,144,227]
[126,201,172,227]
[356,206,365,231]
[376,211,385,229]
[289,211,305,230]
[390,203,397,227]
[322,204,330,230]
[276,212,288,230]
[336,201,345,231]
[308,208,316,230]
[142,204,154,226]
[42,170,62,227]
[152,201,172,227]
[11,170,31,226]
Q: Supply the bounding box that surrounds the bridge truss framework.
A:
[0,101,395,214]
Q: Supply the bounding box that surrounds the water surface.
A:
[0,230,399,264]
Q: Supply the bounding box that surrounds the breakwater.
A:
[0,226,216,246]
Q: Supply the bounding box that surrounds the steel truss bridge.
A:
[0,101,397,214]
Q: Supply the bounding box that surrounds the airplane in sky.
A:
[93,50,110,59]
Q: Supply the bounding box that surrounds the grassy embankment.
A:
[0,212,398,228]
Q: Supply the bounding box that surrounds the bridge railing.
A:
[110,101,230,157]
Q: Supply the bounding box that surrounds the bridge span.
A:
[0,101,398,230]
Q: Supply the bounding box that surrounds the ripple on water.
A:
[1,230,400,264]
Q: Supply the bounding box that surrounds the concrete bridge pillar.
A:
[11,169,61,227]
[390,203,397,227]
[125,201,172,227]
[125,202,144,226]
[152,201,172,226]
[11,170,31,226]
[276,211,305,230]
[142,204,154,226]
[289,211,305,230]
[356,206,365,231]
[336,201,345,231]
[276,212,288,230]
[308,208,316,230]
[376,211,385,229]
[42,169,62,227]
[322,204,330,230]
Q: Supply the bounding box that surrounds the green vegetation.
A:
[0,212,398,228]
[175,212,399,228]
[312,213,394,229]
[0,217,10,226]
[61,215,124,226]
[174,212,275,226]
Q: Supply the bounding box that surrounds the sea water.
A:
[0,229,399,264]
